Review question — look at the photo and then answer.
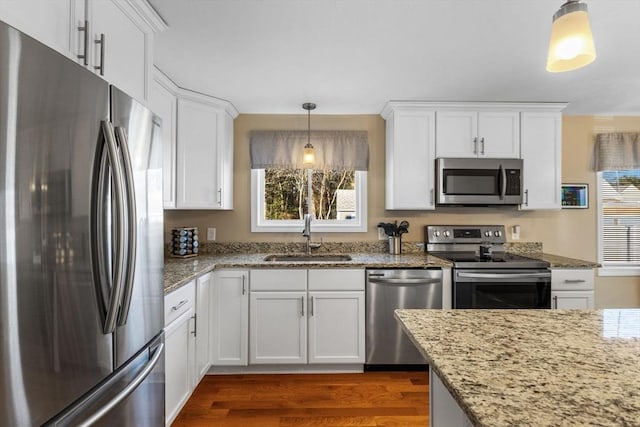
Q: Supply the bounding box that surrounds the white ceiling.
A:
[149,0,640,115]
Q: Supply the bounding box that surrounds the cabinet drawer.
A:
[165,280,196,326]
[308,269,365,291]
[551,269,594,291]
[250,269,307,291]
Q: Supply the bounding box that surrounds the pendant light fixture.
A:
[302,102,316,168]
[546,0,596,73]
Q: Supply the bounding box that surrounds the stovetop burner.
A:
[425,225,550,269]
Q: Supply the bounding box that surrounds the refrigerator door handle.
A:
[100,120,127,334]
[114,126,137,326]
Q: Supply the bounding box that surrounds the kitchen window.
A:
[597,170,640,276]
[249,130,368,232]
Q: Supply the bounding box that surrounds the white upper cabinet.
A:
[176,92,238,209]
[436,110,520,158]
[520,111,563,210]
[381,103,436,210]
[0,0,165,102]
[148,69,178,208]
[0,0,85,62]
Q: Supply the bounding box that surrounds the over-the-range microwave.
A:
[436,158,523,206]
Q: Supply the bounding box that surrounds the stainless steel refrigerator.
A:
[0,19,165,426]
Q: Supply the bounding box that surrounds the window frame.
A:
[597,171,640,277]
[251,169,368,233]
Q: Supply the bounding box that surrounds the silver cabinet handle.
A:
[77,20,89,65]
[524,189,529,206]
[564,279,586,283]
[94,33,105,75]
[300,296,305,316]
[241,275,246,295]
[480,137,485,155]
[429,188,434,204]
[171,299,188,312]
[191,314,197,337]
[310,296,314,316]
[553,295,558,309]
[218,188,222,206]
[473,137,478,154]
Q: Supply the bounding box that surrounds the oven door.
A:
[453,269,551,309]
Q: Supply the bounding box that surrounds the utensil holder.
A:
[388,236,401,255]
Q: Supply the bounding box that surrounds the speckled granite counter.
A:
[521,252,600,268]
[395,309,640,427]
[164,252,452,293]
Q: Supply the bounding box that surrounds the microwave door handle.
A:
[499,164,506,200]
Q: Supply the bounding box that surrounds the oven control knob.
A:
[484,231,491,237]
[443,231,451,237]
[434,231,441,237]
[494,231,502,237]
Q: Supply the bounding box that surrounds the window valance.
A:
[593,132,640,171]
[249,130,369,171]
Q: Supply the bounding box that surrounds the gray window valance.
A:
[593,132,640,171]
[249,130,369,171]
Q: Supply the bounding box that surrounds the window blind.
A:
[600,171,640,264]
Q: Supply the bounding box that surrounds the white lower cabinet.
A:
[164,280,196,426]
[210,270,249,366]
[194,272,212,384]
[249,268,365,366]
[551,268,595,309]
[250,291,308,364]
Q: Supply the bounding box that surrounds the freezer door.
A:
[110,86,164,367]
[0,21,113,426]
[48,333,165,427]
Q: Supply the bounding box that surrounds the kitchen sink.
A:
[263,254,353,262]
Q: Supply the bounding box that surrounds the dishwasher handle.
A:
[368,277,441,285]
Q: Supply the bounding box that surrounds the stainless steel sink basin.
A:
[263,254,353,262]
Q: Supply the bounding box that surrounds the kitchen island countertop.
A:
[395,309,640,427]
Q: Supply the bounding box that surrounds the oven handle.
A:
[457,272,551,280]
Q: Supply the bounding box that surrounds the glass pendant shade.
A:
[546,1,596,72]
[302,143,315,167]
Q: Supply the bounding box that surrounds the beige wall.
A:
[165,114,640,308]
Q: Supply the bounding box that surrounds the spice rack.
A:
[171,227,199,258]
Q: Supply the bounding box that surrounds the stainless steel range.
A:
[426,225,551,309]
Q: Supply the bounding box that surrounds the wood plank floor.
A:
[172,371,429,427]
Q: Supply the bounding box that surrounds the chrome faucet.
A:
[302,214,321,254]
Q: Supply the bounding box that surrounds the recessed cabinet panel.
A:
[384,109,436,210]
[477,112,520,158]
[308,291,365,364]
[520,112,562,210]
[176,98,220,208]
[250,291,307,364]
[435,111,477,158]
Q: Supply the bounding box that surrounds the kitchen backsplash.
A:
[165,241,542,256]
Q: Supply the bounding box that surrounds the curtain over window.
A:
[593,132,640,171]
[249,130,369,171]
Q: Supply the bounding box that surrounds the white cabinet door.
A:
[0,0,85,63]
[211,270,249,366]
[436,111,519,158]
[176,98,221,209]
[90,0,148,101]
[194,272,211,383]
[384,108,436,210]
[164,310,193,426]
[520,112,562,210]
[435,111,477,158]
[148,70,178,208]
[250,291,307,364]
[477,111,520,158]
[552,291,595,309]
[308,291,365,364]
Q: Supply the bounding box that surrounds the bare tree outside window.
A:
[264,168,356,220]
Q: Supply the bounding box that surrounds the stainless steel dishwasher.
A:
[365,269,443,366]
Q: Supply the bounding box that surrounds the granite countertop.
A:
[522,252,600,268]
[164,252,451,293]
[395,309,640,427]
